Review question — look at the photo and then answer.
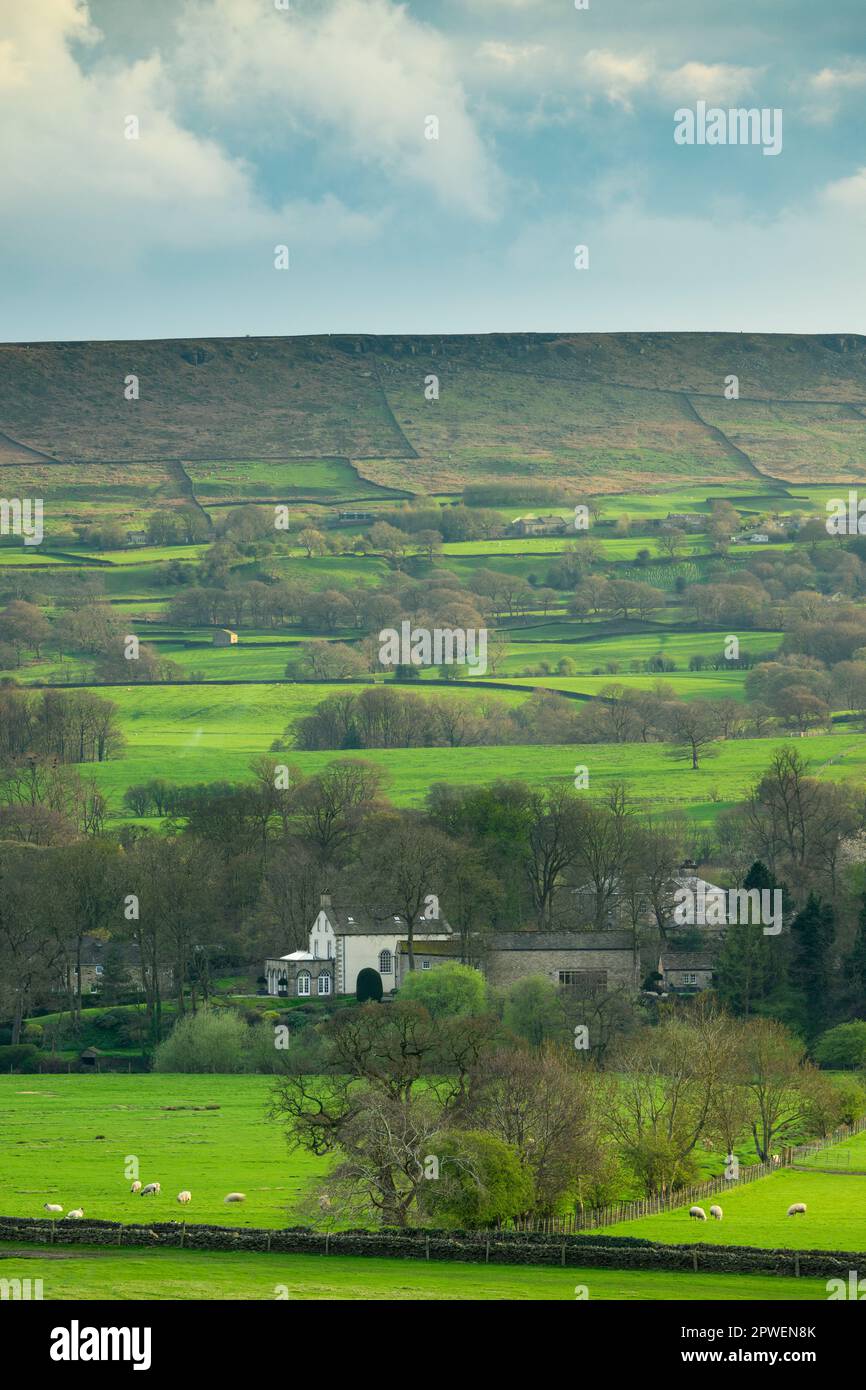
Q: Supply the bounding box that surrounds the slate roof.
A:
[661,952,716,971]
[488,931,635,952]
[396,940,461,956]
[322,906,452,936]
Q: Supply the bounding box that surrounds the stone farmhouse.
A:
[264,894,455,998]
[53,935,173,998]
[510,514,567,537]
[265,895,640,999]
[657,950,716,995]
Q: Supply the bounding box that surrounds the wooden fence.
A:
[504,1114,866,1235]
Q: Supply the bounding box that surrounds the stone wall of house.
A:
[485,948,637,990]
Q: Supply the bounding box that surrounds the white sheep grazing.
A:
[709,1204,723,1220]
[139,1182,161,1197]
[689,1205,707,1221]
[130,1180,142,1194]
[223,1192,246,1204]
[65,1209,84,1220]
[43,1203,63,1214]
[177,1190,192,1205]
[787,1202,807,1216]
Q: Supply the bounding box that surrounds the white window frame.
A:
[297,972,311,997]
[379,949,393,975]
[318,973,332,996]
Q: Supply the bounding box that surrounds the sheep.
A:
[43,1203,63,1215]
[130,1180,142,1194]
[65,1209,84,1220]
[176,1190,192,1205]
[689,1205,707,1221]
[787,1202,807,1216]
[139,1182,161,1197]
[709,1204,723,1220]
[771,1154,781,1168]
[223,1192,246,1204]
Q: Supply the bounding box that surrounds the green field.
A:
[0,1074,853,1299]
[0,1074,326,1228]
[602,1165,866,1251]
[185,457,397,502]
[72,682,866,822]
[0,1245,831,1301]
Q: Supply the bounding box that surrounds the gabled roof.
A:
[321,906,452,936]
[661,952,715,971]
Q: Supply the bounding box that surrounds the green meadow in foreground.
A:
[603,1163,866,1251]
[0,1075,327,1229]
[0,1246,831,1301]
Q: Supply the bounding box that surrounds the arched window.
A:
[378,949,393,975]
[318,973,332,996]
[297,971,311,997]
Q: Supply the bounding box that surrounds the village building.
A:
[265,898,639,999]
[484,931,640,993]
[509,514,567,537]
[212,628,238,646]
[658,950,716,994]
[662,512,705,532]
[125,529,148,547]
[53,935,172,998]
[264,895,454,998]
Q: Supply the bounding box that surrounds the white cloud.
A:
[0,0,381,272]
[804,63,866,123]
[172,0,503,220]
[580,49,653,111]
[659,61,762,105]
[823,165,866,215]
[476,41,544,70]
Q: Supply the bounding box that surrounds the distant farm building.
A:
[126,530,147,546]
[510,515,567,537]
[658,951,716,994]
[335,508,376,525]
[664,512,705,532]
[213,628,238,646]
[484,932,640,993]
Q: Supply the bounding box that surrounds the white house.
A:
[265,894,454,998]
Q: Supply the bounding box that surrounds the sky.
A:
[1,0,865,341]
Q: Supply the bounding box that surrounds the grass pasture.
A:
[601,1165,866,1251]
[0,1074,326,1229]
[0,1245,831,1301]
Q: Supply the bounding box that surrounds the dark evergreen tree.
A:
[789,894,836,1042]
[846,892,866,1016]
[716,861,784,1017]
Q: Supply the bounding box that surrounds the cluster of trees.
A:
[0,687,122,765]
[288,682,783,760]
[269,997,861,1227]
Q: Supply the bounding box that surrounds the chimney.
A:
[320,892,332,910]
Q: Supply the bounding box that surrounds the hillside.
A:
[1,333,865,503]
